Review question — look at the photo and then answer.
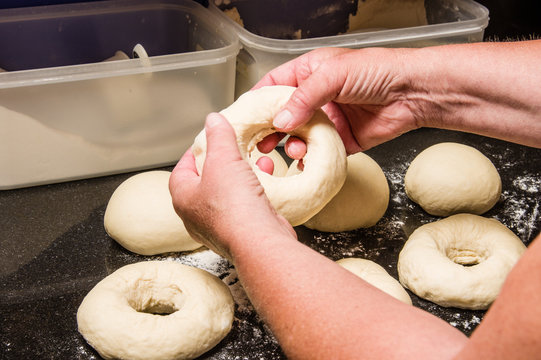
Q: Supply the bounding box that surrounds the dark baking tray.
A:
[1,128,540,359]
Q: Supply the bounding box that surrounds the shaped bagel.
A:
[77,261,234,360]
[192,86,347,226]
[398,214,526,309]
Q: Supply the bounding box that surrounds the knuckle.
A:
[290,87,313,111]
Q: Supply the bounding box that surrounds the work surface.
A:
[1,128,540,359]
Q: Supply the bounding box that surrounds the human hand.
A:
[169,113,297,261]
[255,47,422,159]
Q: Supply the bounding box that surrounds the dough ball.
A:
[77,261,234,360]
[405,142,501,216]
[104,171,201,255]
[303,152,389,232]
[398,214,526,309]
[337,258,412,305]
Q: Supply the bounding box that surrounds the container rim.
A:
[210,0,489,54]
[0,0,240,89]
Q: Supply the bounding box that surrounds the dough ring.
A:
[104,171,201,255]
[337,258,411,305]
[398,214,526,309]
[192,85,347,226]
[77,261,234,360]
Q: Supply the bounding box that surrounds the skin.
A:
[257,42,541,157]
[170,41,541,359]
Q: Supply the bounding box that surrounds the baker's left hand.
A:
[169,113,297,261]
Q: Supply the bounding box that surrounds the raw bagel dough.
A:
[303,152,389,232]
[337,258,412,305]
[250,148,289,177]
[404,142,501,216]
[104,171,201,255]
[398,213,526,309]
[192,85,347,226]
[77,261,234,360]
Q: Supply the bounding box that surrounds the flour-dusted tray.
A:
[1,128,540,359]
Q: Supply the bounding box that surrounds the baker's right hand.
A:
[169,113,297,261]
[254,47,423,159]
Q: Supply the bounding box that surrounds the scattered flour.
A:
[449,314,481,330]
[496,174,541,240]
[166,249,254,314]
[167,248,229,277]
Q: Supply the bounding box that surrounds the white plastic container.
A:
[0,0,239,189]
[211,0,489,97]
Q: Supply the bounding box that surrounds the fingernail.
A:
[273,109,293,130]
[206,113,222,129]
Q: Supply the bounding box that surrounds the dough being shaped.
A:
[405,142,501,216]
[398,213,526,309]
[337,258,412,305]
[192,85,347,226]
[249,148,289,177]
[104,171,201,255]
[77,261,234,360]
[303,152,389,232]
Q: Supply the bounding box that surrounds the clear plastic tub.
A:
[0,0,239,190]
[211,0,489,97]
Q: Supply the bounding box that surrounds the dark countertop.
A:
[1,128,540,359]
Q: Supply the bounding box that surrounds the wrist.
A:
[227,221,298,265]
[397,46,459,130]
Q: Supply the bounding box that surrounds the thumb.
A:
[204,112,242,167]
[273,66,340,132]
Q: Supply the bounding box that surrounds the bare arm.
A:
[406,40,541,148]
[231,224,468,360]
[256,40,541,157]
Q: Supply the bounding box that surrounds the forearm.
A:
[229,232,467,360]
[405,40,541,148]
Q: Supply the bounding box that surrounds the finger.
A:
[204,112,243,168]
[255,156,274,175]
[257,132,286,153]
[173,147,198,177]
[254,48,349,90]
[323,102,363,154]
[253,58,302,89]
[284,136,307,160]
[272,63,343,132]
[169,148,199,209]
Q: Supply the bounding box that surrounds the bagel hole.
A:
[280,134,306,167]
[128,280,183,316]
[447,248,483,267]
[254,134,306,176]
[139,301,178,316]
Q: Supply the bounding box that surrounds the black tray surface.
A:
[1,128,540,359]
